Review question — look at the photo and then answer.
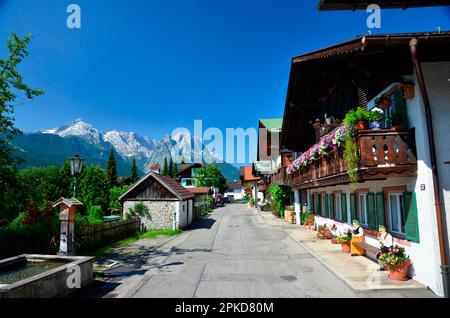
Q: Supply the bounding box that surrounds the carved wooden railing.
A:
[289,129,417,189]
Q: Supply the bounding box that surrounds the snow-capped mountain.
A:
[103,130,156,159]
[32,119,236,178]
[41,118,102,144]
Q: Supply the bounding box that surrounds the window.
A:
[388,193,406,235]
[335,195,342,220]
[359,193,368,226]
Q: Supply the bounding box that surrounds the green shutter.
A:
[350,193,357,221]
[367,193,377,230]
[376,192,386,228]
[330,194,335,219]
[309,193,314,211]
[316,194,321,216]
[325,194,330,218]
[404,192,420,243]
[340,193,347,223]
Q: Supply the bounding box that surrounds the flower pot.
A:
[370,120,382,130]
[341,241,351,253]
[331,237,338,244]
[391,124,405,131]
[387,261,411,281]
[355,121,367,130]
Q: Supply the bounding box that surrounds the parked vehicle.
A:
[214,194,225,207]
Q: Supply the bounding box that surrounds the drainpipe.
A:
[410,38,449,298]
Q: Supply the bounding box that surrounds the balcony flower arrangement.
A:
[287,125,347,175]
[379,245,411,281]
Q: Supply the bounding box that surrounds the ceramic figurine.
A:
[376,225,394,271]
[350,219,365,256]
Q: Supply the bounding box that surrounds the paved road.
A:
[93,204,435,298]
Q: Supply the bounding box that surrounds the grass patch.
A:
[90,229,182,258]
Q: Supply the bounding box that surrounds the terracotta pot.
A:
[387,261,411,281]
[331,237,338,244]
[341,242,351,253]
[355,121,367,130]
[391,124,405,131]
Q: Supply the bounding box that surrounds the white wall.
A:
[177,200,188,228]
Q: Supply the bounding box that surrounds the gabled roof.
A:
[119,172,195,202]
[177,163,203,175]
[52,197,83,208]
[187,187,211,195]
[318,0,450,11]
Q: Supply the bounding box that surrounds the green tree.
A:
[105,149,117,188]
[195,164,227,193]
[172,162,179,179]
[130,158,138,183]
[0,32,43,221]
[109,185,130,211]
[79,164,109,211]
[162,157,168,176]
[168,158,174,178]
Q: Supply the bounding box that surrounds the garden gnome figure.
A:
[350,219,365,256]
[52,198,83,255]
[376,225,393,271]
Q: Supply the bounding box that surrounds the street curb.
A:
[257,210,428,293]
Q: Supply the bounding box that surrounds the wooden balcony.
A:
[271,167,287,186]
[289,129,417,189]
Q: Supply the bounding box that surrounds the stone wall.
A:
[123,200,178,230]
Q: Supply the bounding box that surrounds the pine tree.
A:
[172,163,179,179]
[162,157,168,176]
[168,158,174,178]
[130,158,138,183]
[106,149,117,188]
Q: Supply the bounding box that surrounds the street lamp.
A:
[69,155,84,198]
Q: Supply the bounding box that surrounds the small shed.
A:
[119,172,195,230]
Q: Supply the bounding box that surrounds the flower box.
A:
[284,209,296,224]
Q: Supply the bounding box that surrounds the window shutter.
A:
[341,194,347,223]
[350,193,357,221]
[325,194,330,218]
[375,192,386,228]
[403,192,420,243]
[309,193,314,211]
[367,193,377,230]
[315,194,321,216]
[329,194,335,219]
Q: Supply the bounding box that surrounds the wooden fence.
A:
[76,218,141,252]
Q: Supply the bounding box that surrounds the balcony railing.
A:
[289,129,417,189]
[271,166,287,186]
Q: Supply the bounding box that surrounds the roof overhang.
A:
[281,32,450,152]
[318,0,450,10]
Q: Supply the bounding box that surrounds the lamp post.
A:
[69,155,84,198]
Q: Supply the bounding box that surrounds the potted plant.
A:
[343,107,369,130]
[391,109,407,131]
[369,111,384,130]
[379,245,411,281]
[336,231,352,253]
[376,96,392,110]
[317,225,333,239]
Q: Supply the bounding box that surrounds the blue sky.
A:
[1,0,449,143]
